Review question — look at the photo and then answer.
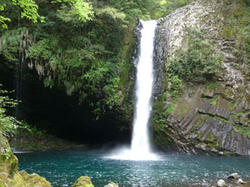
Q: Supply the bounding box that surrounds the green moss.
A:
[200,113,231,124]
[152,109,174,149]
[209,95,219,106]
[119,21,136,98]
[20,170,51,187]
[192,116,205,132]
[0,180,4,187]
[72,176,94,187]
[173,98,193,117]
[229,100,237,110]
[153,124,174,149]
[206,82,221,91]
[233,125,250,138]
[206,132,218,145]
[164,103,176,115]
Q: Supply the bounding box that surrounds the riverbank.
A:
[9,127,87,152]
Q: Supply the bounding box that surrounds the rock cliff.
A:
[153,0,250,155]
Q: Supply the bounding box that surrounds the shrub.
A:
[166,29,222,85]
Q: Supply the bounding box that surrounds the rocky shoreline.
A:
[9,127,87,152]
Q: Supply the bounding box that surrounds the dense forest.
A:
[0,0,192,144]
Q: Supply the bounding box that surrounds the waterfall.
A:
[131,20,156,154]
[107,20,159,161]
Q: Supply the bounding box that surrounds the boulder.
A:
[217,179,226,187]
[72,176,94,187]
[228,173,240,180]
[20,170,51,187]
[237,178,246,184]
[104,182,119,187]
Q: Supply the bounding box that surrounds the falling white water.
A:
[106,20,159,161]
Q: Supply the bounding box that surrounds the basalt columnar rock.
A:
[153,0,250,155]
[0,133,51,187]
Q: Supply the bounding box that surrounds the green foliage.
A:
[0,0,43,29]
[55,0,93,23]
[233,125,250,137]
[19,121,46,136]
[166,29,222,86]
[95,0,189,20]
[0,27,29,61]
[2,146,12,160]
[12,0,44,23]
[0,84,18,138]
[0,0,193,119]
[166,75,184,97]
[0,3,11,29]
[151,0,189,18]
[219,0,250,65]
[164,103,176,115]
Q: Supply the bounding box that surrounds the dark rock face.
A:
[155,87,250,156]
[152,21,167,97]
[198,100,230,120]
[152,1,250,155]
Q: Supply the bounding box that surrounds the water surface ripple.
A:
[17,151,250,187]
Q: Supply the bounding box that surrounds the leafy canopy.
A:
[0,0,44,29]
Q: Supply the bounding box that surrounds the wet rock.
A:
[104,182,119,187]
[20,170,51,187]
[218,152,224,156]
[228,173,240,180]
[211,148,218,153]
[72,176,94,187]
[237,178,246,184]
[195,143,208,151]
[201,91,214,98]
[217,179,226,187]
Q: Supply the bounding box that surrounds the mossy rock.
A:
[0,134,51,187]
[72,176,94,187]
[0,134,18,177]
[20,170,51,187]
[104,182,119,187]
[0,179,5,187]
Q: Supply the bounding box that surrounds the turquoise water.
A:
[17,151,250,187]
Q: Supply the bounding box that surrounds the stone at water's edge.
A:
[19,170,51,187]
[10,128,86,152]
[104,182,119,187]
[72,176,94,187]
[228,173,240,180]
[72,176,119,187]
[153,0,250,155]
[0,133,51,187]
[217,179,226,187]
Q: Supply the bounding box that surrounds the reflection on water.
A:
[17,151,250,187]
